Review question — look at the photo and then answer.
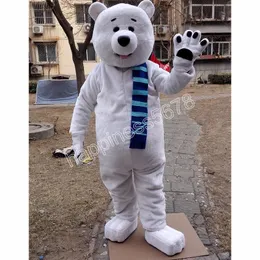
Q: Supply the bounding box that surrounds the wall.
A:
[29,0,98,80]
[192,58,231,83]
[182,23,231,34]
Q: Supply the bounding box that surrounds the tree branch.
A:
[81,18,94,52]
[81,0,97,54]
[46,0,79,57]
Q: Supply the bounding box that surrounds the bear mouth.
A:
[115,53,133,59]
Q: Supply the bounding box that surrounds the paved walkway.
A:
[90,96,231,260]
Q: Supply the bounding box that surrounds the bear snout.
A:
[118,36,130,47]
[111,30,137,56]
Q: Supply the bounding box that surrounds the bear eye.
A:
[113,26,119,32]
[128,26,134,32]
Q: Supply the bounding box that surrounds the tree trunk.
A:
[73,56,85,94]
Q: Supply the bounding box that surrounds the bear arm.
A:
[151,62,195,95]
[69,66,100,144]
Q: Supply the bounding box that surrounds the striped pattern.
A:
[132,77,149,84]
[130,63,148,149]
[132,89,148,95]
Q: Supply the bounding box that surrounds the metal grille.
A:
[154,41,169,61]
[107,0,142,7]
[36,43,57,62]
[33,2,53,24]
[202,35,231,57]
[153,6,168,25]
[75,4,91,24]
[190,0,231,20]
[77,43,96,61]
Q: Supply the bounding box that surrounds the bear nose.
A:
[118,36,130,47]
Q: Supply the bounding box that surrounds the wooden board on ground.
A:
[108,213,209,260]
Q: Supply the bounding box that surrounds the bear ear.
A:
[89,2,107,21]
[138,0,155,19]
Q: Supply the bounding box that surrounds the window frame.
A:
[153,7,169,25]
[107,0,119,7]
[35,42,58,64]
[201,35,231,58]
[32,2,54,25]
[77,43,96,61]
[75,4,92,24]
[189,0,231,21]
[154,41,170,61]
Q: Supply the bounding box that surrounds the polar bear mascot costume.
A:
[70,0,208,256]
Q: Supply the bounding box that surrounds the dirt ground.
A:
[160,83,231,99]
[189,95,231,252]
[29,83,231,258]
[29,84,231,106]
[29,107,110,260]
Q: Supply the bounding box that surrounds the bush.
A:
[29,81,37,93]
[208,73,231,84]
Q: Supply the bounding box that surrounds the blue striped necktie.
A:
[130,63,148,149]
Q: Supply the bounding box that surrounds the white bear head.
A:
[89,0,155,68]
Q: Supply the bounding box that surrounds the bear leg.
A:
[133,161,166,231]
[100,167,138,242]
[134,161,185,255]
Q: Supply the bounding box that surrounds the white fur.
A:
[70,60,194,236]
[89,2,107,21]
[105,216,138,242]
[145,225,185,256]
[89,2,154,68]
[138,0,155,18]
[111,30,137,56]
[70,1,206,256]
[173,30,209,72]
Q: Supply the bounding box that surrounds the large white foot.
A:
[145,225,185,256]
[105,216,138,242]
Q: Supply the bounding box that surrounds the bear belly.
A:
[94,109,166,170]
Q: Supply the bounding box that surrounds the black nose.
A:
[118,36,130,47]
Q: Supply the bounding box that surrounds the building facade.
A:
[29,0,231,82]
[29,0,98,79]
[181,0,231,82]
[29,0,179,79]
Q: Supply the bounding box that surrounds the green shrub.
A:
[29,81,37,93]
[208,73,231,84]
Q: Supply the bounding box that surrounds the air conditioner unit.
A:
[157,25,168,35]
[31,65,43,76]
[84,23,91,33]
[33,25,44,35]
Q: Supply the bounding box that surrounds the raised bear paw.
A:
[173,30,209,72]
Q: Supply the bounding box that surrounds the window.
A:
[36,42,57,63]
[32,2,53,24]
[75,4,91,24]
[190,0,231,21]
[202,34,231,57]
[107,0,142,7]
[78,43,96,61]
[107,0,119,7]
[153,6,168,25]
[29,39,32,64]
[154,41,169,61]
